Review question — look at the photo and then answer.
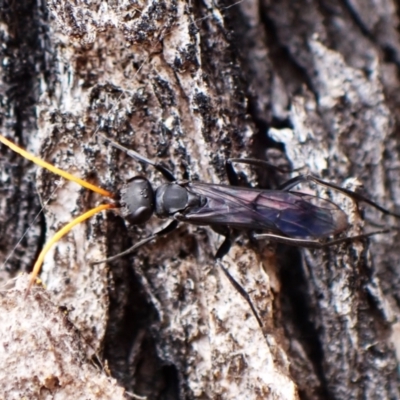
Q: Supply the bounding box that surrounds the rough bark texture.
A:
[1,0,400,399]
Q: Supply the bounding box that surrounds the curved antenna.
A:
[0,134,118,293]
[0,134,114,198]
[26,203,116,295]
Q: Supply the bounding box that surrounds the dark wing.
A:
[180,182,348,239]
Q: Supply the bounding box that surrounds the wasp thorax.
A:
[154,183,203,218]
[120,177,155,224]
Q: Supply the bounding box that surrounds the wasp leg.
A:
[225,158,298,186]
[253,229,393,248]
[98,133,176,182]
[279,174,400,219]
[225,159,240,186]
[212,227,264,328]
[91,220,179,265]
[216,259,264,328]
[228,158,296,173]
[213,226,233,259]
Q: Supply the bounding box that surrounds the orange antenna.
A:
[26,203,116,294]
[0,134,116,291]
[0,134,114,198]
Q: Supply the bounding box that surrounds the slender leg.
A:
[213,229,264,328]
[279,174,400,219]
[225,160,240,186]
[228,158,297,173]
[253,228,393,248]
[225,157,298,187]
[214,228,233,259]
[91,220,179,265]
[216,260,263,329]
[98,133,176,182]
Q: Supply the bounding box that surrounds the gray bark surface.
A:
[1,0,400,399]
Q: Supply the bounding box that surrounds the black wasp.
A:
[93,135,399,327]
[0,133,398,325]
[97,134,397,262]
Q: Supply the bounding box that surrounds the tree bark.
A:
[1,0,400,399]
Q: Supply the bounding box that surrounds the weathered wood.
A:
[1,0,400,399]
